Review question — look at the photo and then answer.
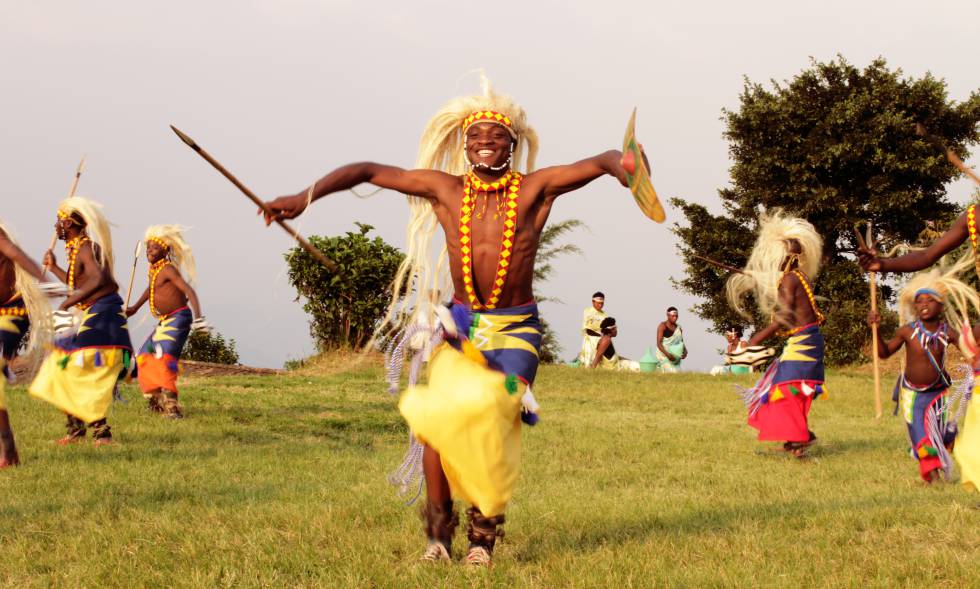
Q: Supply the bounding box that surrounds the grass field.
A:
[1,358,977,588]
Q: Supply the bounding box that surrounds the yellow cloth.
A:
[29,348,124,423]
[399,342,522,517]
[954,385,980,492]
[0,358,6,411]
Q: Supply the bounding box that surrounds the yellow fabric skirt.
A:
[29,348,125,423]
[0,358,7,411]
[954,385,980,492]
[399,342,522,517]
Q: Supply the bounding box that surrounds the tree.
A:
[183,330,240,365]
[285,222,405,350]
[533,219,586,363]
[672,56,980,365]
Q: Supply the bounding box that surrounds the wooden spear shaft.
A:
[870,271,883,418]
[124,240,142,310]
[44,155,86,274]
[169,125,338,273]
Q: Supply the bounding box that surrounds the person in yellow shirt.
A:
[577,291,607,365]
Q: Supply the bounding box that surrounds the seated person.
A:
[590,317,639,371]
[711,326,751,375]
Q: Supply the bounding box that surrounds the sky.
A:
[1,0,978,371]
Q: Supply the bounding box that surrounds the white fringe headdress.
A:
[380,73,539,337]
[144,224,196,284]
[726,209,824,320]
[57,196,114,278]
[897,251,980,326]
[0,219,52,365]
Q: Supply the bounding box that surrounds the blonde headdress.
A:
[144,225,196,284]
[380,73,539,337]
[57,196,114,277]
[726,209,823,320]
[897,251,980,325]
[0,219,52,365]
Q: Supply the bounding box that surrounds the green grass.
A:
[0,363,977,588]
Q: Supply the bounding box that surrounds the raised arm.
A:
[263,163,456,223]
[0,231,45,281]
[859,210,969,273]
[529,151,630,201]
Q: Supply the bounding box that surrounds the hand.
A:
[666,353,677,363]
[867,311,880,327]
[261,194,308,225]
[43,250,57,269]
[125,306,137,318]
[857,247,882,272]
[681,349,688,360]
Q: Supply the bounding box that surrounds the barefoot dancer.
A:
[30,198,132,445]
[867,255,979,482]
[727,210,826,458]
[0,220,51,467]
[264,77,644,565]
[127,225,207,419]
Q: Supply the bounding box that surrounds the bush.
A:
[183,330,240,365]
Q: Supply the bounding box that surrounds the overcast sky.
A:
[2,1,978,371]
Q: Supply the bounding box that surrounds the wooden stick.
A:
[124,240,142,310]
[170,125,338,273]
[856,221,883,418]
[870,269,883,419]
[690,253,745,274]
[44,155,87,274]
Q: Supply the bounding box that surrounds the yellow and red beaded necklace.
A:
[775,269,825,337]
[466,170,514,220]
[64,235,90,291]
[459,171,522,310]
[968,205,979,278]
[148,259,170,317]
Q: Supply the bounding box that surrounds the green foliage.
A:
[183,329,240,365]
[534,219,586,363]
[672,56,980,365]
[285,222,405,351]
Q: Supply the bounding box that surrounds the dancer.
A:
[577,291,607,366]
[127,225,206,418]
[866,254,979,482]
[727,210,826,457]
[263,76,646,565]
[655,307,686,373]
[0,221,51,466]
[859,207,980,490]
[30,198,132,445]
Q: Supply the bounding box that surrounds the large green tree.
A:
[673,56,980,365]
[285,222,405,350]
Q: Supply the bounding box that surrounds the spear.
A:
[855,222,883,418]
[44,155,86,274]
[124,240,143,310]
[690,253,745,274]
[916,123,980,186]
[169,125,338,273]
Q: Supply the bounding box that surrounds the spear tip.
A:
[170,125,199,150]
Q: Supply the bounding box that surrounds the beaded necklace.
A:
[148,259,170,317]
[64,236,90,290]
[775,269,825,337]
[967,205,979,278]
[0,306,27,317]
[466,170,513,220]
[459,171,522,310]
